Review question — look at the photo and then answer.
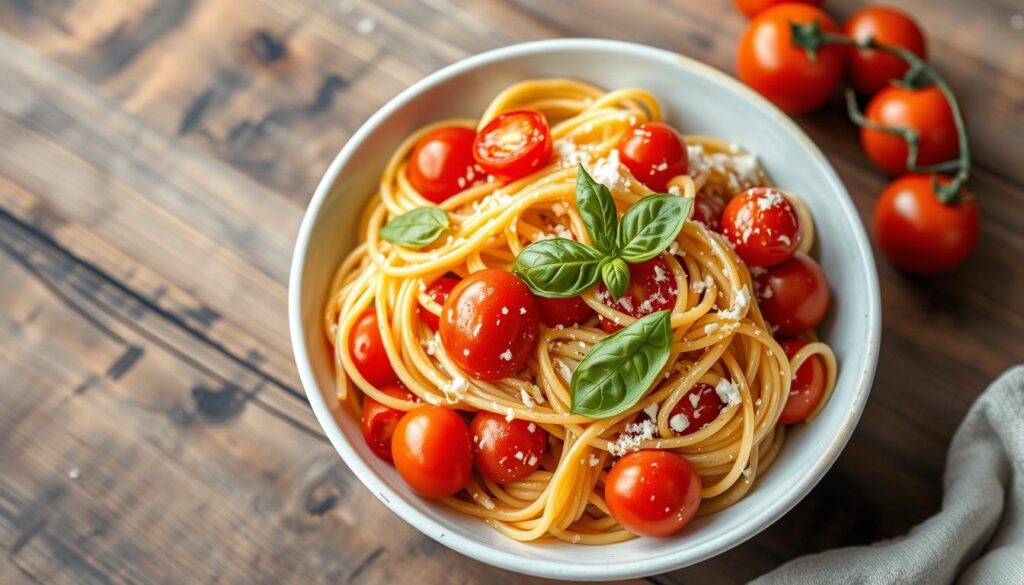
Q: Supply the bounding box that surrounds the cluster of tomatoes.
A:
[350,107,835,536]
[734,0,979,275]
[716,187,831,423]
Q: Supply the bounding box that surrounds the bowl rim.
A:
[288,38,881,580]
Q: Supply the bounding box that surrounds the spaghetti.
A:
[324,79,837,544]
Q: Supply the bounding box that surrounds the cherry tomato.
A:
[861,85,958,175]
[844,6,926,95]
[737,4,846,114]
[470,412,547,484]
[754,252,830,336]
[668,384,725,435]
[407,126,480,203]
[604,451,702,537]
[732,0,823,20]
[391,405,473,498]
[873,175,979,275]
[440,269,540,380]
[360,383,415,461]
[721,188,802,267]
[692,191,725,232]
[597,257,678,333]
[349,308,399,388]
[418,275,461,331]
[777,339,827,424]
[536,295,595,328]
[473,110,552,181]
[618,122,689,192]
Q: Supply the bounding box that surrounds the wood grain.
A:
[1,0,1022,583]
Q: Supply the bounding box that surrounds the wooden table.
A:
[1,1,1021,583]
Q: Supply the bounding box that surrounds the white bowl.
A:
[289,39,880,581]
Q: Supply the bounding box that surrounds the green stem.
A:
[790,24,971,204]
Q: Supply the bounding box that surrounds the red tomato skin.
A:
[598,256,679,333]
[605,451,703,537]
[669,383,726,435]
[470,412,547,484]
[473,110,552,181]
[418,276,461,331]
[755,252,830,336]
[536,295,595,328]
[861,86,958,176]
[618,122,689,192]
[873,175,979,274]
[737,4,846,114]
[732,0,823,19]
[349,308,399,388]
[391,406,473,498]
[360,383,415,461]
[844,7,926,95]
[407,126,480,203]
[693,191,725,232]
[721,188,802,267]
[440,269,540,380]
[777,339,827,424]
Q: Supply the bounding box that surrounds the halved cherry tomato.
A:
[391,405,473,498]
[407,126,480,203]
[692,191,725,232]
[618,122,689,192]
[418,275,461,331]
[605,450,702,537]
[737,4,846,114]
[440,269,540,380]
[536,295,594,328]
[732,0,823,20]
[754,252,830,336]
[777,339,827,424]
[361,383,415,461]
[861,85,958,176]
[668,383,725,435]
[349,308,399,387]
[873,174,978,274]
[470,412,547,484]
[473,110,552,181]
[721,188,801,267]
[598,256,678,333]
[844,6,926,95]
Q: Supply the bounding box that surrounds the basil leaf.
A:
[513,238,604,298]
[570,310,673,418]
[616,194,692,263]
[601,257,630,301]
[379,207,449,248]
[575,164,619,255]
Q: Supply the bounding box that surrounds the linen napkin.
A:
[752,365,1024,585]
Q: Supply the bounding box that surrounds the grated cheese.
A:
[718,286,750,320]
[608,419,657,457]
[757,189,785,210]
[519,388,536,409]
[643,403,659,420]
[689,392,700,408]
[715,378,741,406]
[669,413,690,433]
[653,264,669,282]
[692,275,714,294]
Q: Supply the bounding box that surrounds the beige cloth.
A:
[753,366,1024,585]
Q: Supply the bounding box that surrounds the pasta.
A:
[324,79,837,543]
